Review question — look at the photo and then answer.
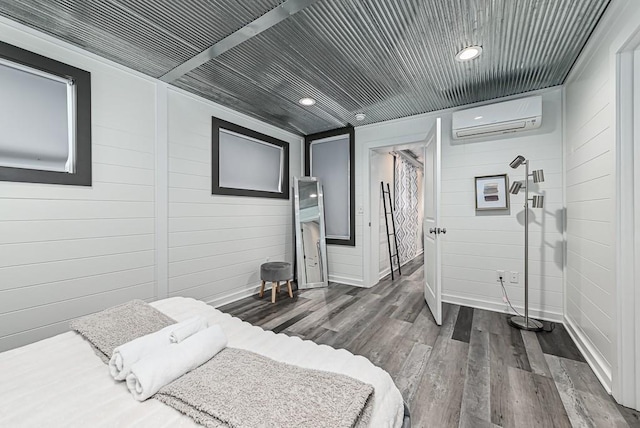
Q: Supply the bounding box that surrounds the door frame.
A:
[615,34,640,410]
[362,120,438,287]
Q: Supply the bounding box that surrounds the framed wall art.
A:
[475,174,509,210]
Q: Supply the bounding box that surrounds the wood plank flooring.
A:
[219,257,640,428]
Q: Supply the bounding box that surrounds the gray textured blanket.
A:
[69,299,175,363]
[70,300,373,428]
[155,347,374,428]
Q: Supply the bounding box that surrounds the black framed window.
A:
[0,41,91,186]
[305,126,355,246]
[212,117,289,199]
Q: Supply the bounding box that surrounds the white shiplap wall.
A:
[562,0,640,392]
[0,17,304,352]
[326,155,365,286]
[0,20,157,352]
[167,89,302,306]
[441,89,564,321]
[357,88,564,320]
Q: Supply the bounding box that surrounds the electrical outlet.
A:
[496,270,505,282]
[510,271,519,283]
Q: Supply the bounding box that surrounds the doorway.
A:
[370,145,425,280]
[362,118,444,325]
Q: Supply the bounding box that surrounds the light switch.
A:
[510,271,519,283]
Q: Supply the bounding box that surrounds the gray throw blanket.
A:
[155,347,374,428]
[70,300,373,428]
[69,299,175,363]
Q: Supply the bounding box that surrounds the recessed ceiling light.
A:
[355,113,366,121]
[299,97,316,106]
[455,45,483,62]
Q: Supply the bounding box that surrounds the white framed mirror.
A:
[294,177,329,289]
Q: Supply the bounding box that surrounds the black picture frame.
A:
[305,126,355,247]
[0,40,92,186]
[212,117,290,199]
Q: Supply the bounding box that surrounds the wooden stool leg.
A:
[259,280,265,298]
[287,280,293,298]
[271,281,277,303]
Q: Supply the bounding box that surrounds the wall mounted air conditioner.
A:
[452,95,542,139]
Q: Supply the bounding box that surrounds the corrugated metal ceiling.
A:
[0,0,611,135]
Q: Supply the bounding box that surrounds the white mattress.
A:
[0,297,404,427]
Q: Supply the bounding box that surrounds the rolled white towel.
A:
[109,323,176,381]
[125,324,228,401]
[109,317,209,381]
[169,316,209,344]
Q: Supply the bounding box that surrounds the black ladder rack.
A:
[381,182,401,280]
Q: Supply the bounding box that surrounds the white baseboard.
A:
[378,267,391,280]
[205,284,262,309]
[329,274,366,288]
[563,314,612,393]
[378,251,424,280]
[203,275,367,309]
[442,292,564,323]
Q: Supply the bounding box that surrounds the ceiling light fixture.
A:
[355,113,366,121]
[298,97,316,106]
[455,45,483,62]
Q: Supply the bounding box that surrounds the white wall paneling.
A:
[0,17,157,352]
[0,15,303,352]
[155,83,169,300]
[564,0,640,401]
[167,89,302,307]
[441,89,564,321]
[358,88,564,322]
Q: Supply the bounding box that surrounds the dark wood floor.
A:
[219,257,640,428]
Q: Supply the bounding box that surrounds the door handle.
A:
[437,227,447,234]
[429,228,436,234]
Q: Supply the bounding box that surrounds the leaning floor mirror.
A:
[294,177,329,289]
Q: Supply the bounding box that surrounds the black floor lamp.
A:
[508,155,545,331]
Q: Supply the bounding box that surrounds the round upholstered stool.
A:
[260,262,293,303]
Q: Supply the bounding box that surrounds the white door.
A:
[424,118,443,325]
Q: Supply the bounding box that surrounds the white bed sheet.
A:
[0,297,404,428]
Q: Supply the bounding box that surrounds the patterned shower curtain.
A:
[394,156,419,265]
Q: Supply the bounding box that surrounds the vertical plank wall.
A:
[562,0,640,390]
[167,89,302,306]
[0,22,157,351]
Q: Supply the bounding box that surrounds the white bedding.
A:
[0,297,404,428]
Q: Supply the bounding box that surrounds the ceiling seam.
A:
[159,0,320,83]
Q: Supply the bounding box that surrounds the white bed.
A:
[0,297,406,427]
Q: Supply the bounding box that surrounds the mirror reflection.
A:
[294,177,328,289]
